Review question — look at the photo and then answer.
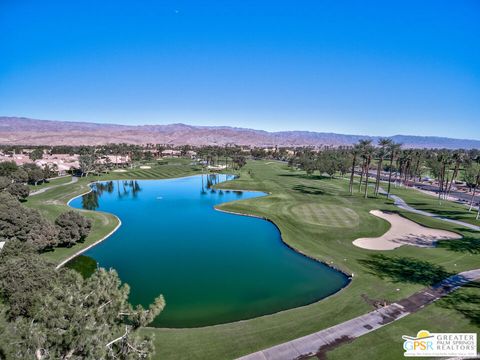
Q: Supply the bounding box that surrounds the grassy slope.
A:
[28,175,72,190]
[24,160,479,359]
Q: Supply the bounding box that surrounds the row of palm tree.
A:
[196,146,248,170]
[79,141,480,217]
[348,138,396,199]
[292,140,479,216]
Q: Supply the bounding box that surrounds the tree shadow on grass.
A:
[359,254,451,286]
[279,173,330,181]
[436,282,480,326]
[292,185,325,195]
[406,202,430,207]
[437,237,480,254]
[419,208,474,219]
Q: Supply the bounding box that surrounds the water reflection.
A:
[82,191,99,210]
[70,174,349,328]
[200,175,207,195]
[81,180,141,210]
[200,174,239,196]
[82,176,243,211]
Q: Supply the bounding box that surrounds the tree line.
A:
[0,191,165,358]
[0,159,61,189]
[288,140,480,215]
[2,142,479,211]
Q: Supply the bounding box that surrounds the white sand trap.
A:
[113,169,127,172]
[139,165,151,169]
[353,210,462,250]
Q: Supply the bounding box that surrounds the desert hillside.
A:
[0,117,478,149]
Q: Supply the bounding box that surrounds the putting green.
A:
[289,203,360,228]
[23,159,480,360]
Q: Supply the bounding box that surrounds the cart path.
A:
[29,176,78,196]
[237,269,480,360]
[382,189,480,231]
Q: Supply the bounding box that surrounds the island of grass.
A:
[23,159,480,360]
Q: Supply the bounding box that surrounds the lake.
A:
[69,174,349,328]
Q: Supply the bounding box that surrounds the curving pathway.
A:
[238,191,479,360]
[237,269,480,360]
[29,176,78,196]
[379,188,480,232]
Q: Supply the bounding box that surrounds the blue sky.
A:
[1,1,479,139]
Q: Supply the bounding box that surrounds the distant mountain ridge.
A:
[0,116,478,149]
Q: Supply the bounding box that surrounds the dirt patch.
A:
[44,200,63,205]
[361,293,391,309]
[308,335,355,360]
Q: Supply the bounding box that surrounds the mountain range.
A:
[0,116,478,149]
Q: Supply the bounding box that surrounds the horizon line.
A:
[1,115,479,142]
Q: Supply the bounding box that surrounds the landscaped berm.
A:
[20,160,480,360]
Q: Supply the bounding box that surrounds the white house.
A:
[161,149,181,157]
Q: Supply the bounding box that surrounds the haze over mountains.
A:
[0,117,478,149]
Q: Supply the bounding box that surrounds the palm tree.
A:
[362,142,374,198]
[348,144,361,194]
[374,138,392,196]
[437,151,452,200]
[469,173,480,212]
[386,142,401,198]
[411,149,425,182]
[446,151,465,197]
[398,149,413,186]
[224,145,229,169]
[357,139,372,193]
[465,159,480,212]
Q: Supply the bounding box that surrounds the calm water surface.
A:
[70,174,349,327]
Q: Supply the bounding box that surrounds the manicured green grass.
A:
[327,282,480,360]
[389,185,479,226]
[24,159,480,359]
[103,158,203,180]
[25,176,119,263]
[28,175,72,190]
[142,161,479,359]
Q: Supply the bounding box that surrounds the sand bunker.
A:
[353,210,461,250]
[113,169,127,173]
[139,165,151,169]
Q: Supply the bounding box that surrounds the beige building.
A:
[161,149,182,157]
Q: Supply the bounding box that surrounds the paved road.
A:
[378,188,480,232]
[29,176,78,196]
[414,182,480,206]
[363,170,480,206]
[237,269,480,360]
